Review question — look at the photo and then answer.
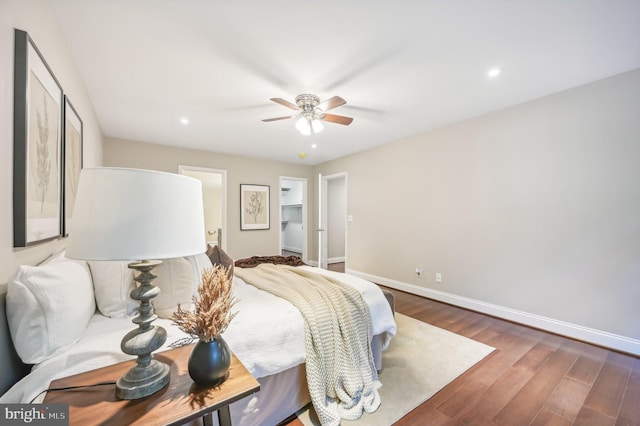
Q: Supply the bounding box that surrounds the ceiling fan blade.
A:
[317,96,346,112]
[270,98,299,110]
[262,115,293,122]
[321,113,353,126]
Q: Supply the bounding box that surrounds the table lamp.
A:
[66,167,206,399]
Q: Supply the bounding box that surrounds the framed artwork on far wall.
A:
[13,29,63,247]
[240,184,270,230]
[62,95,83,236]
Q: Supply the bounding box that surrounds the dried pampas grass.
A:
[172,265,238,343]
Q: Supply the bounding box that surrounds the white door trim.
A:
[319,172,347,269]
[279,176,308,262]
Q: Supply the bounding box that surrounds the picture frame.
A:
[13,29,64,247]
[62,95,83,236]
[240,184,270,230]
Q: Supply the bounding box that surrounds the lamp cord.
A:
[28,381,116,404]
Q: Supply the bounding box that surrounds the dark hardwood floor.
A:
[381,287,640,425]
[288,262,640,425]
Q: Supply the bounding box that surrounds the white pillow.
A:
[185,253,213,296]
[7,258,96,364]
[152,257,194,319]
[88,261,138,318]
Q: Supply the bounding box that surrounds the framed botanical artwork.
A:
[240,184,270,230]
[62,96,83,236]
[13,29,64,247]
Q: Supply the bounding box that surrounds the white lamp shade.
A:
[66,168,206,261]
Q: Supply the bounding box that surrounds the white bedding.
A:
[1,267,396,406]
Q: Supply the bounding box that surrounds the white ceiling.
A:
[49,0,640,165]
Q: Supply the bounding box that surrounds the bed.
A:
[0,252,396,426]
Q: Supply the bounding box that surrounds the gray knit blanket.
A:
[234,264,380,425]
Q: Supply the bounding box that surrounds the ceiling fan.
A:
[262,94,353,135]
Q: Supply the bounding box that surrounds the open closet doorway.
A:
[178,165,227,250]
[318,172,347,270]
[280,177,307,262]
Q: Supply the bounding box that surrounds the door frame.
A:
[279,176,308,262]
[178,165,227,250]
[318,172,347,269]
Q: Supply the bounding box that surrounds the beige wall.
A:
[313,68,640,350]
[0,0,104,286]
[104,138,313,260]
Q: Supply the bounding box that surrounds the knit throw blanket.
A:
[234,264,381,425]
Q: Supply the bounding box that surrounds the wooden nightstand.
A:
[44,344,260,426]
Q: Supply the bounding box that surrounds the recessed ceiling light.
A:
[180,117,189,125]
[487,68,501,79]
[312,144,317,149]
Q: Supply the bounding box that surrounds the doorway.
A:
[178,165,227,250]
[280,177,307,261]
[318,172,347,270]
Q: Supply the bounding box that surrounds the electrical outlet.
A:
[416,268,422,278]
[435,273,442,283]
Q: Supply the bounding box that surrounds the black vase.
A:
[188,337,231,387]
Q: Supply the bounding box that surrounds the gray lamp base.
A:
[117,260,170,400]
[116,359,170,400]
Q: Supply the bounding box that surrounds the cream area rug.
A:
[297,313,495,425]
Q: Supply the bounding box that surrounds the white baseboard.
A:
[347,268,640,357]
[305,259,343,266]
[282,245,302,254]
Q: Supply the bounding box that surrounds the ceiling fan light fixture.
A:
[311,118,324,134]
[263,94,352,133]
[295,115,306,132]
[295,114,323,135]
[295,115,311,134]
[299,125,311,136]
